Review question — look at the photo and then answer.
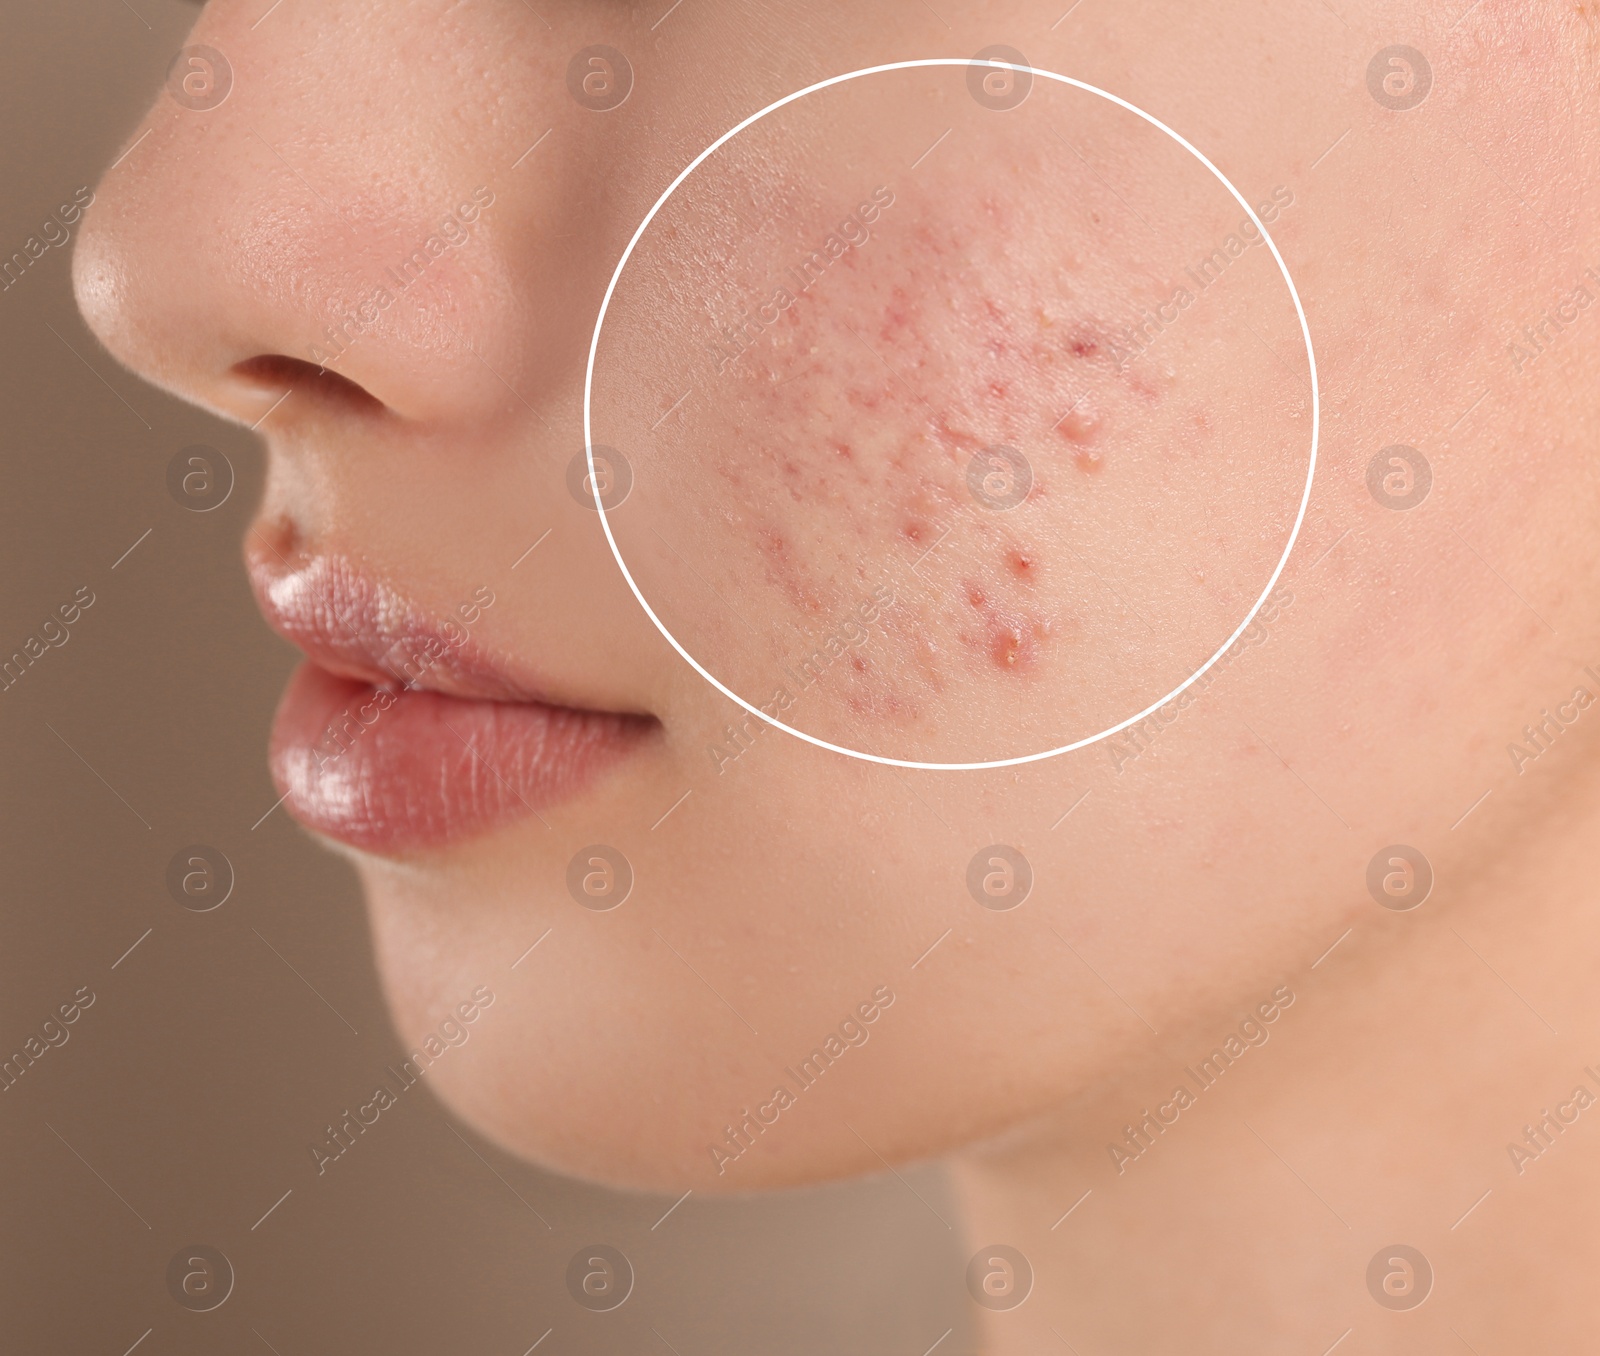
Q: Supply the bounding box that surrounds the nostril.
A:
[233,354,388,417]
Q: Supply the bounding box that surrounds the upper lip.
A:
[245,525,566,707]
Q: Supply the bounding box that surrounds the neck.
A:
[950,768,1600,1354]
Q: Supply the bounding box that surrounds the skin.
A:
[73,0,1600,1350]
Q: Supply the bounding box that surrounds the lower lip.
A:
[269,663,653,852]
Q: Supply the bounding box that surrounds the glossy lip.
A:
[248,536,555,705]
[247,527,657,853]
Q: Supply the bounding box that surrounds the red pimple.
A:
[1005,551,1034,581]
[988,615,1050,672]
[990,623,1028,670]
[988,380,1009,400]
[1066,323,1102,360]
[1055,405,1103,446]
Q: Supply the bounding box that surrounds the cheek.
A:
[597,76,1308,762]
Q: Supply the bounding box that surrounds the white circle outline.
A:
[584,58,1319,772]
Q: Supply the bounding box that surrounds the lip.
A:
[248,530,656,853]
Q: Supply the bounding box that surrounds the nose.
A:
[72,0,589,429]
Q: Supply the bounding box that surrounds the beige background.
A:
[0,2,970,1350]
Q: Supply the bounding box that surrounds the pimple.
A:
[965,582,986,609]
[1055,402,1104,446]
[1004,550,1035,581]
[991,624,1025,669]
[987,615,1051,673]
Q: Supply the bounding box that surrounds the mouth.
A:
[247,526,657,854]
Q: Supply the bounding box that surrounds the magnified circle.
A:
[585,60,1318,771]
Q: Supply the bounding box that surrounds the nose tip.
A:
[71,20,530,431]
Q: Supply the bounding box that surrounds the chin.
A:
[356,917,958,1195]
[346,865,843,1195]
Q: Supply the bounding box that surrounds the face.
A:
[75,0,1600,1191]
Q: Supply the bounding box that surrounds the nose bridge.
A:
[72,0,570,427]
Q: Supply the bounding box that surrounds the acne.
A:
[1004,551,1035,582]
[991,624,1028,670]
[1055,397,1107,475]
[970,613,1053,674]
[1067,325,1102,360]
[660,169,1199,730]
[1055,398,1104,446]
